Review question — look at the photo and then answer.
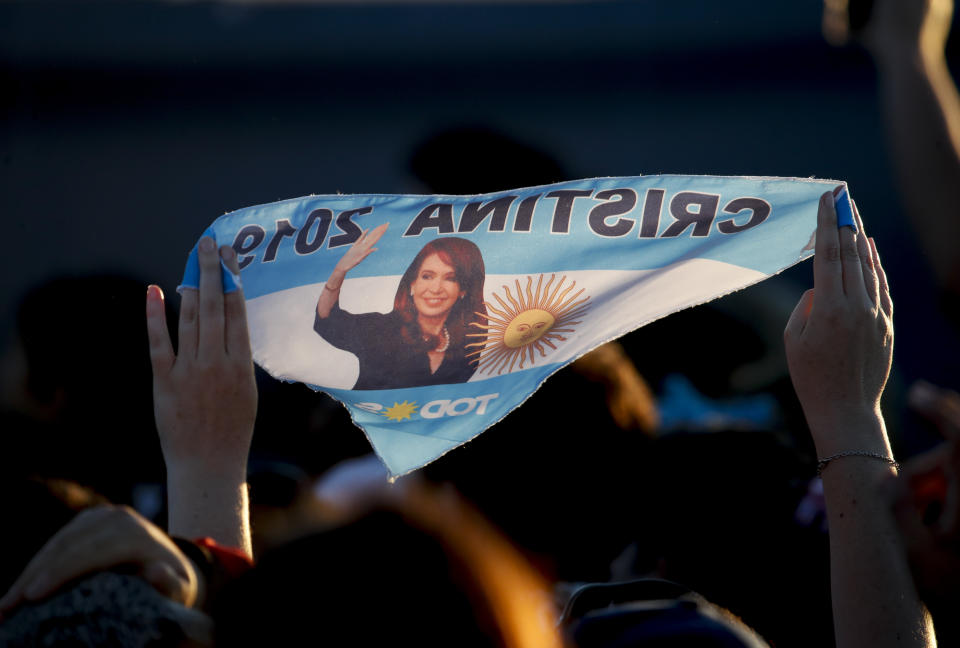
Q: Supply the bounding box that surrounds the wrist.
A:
[805,405,892,459]
[817,450,899,476]
[327,268,348,287]
[165,457,249,489]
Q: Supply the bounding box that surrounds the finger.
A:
[366,222,389,246]
[869,237,893,318]
[0,506,113,610]
[852,201,879,307]
[197,236,225,360]
[837,210,868,302]
[146,285,175,378]
[143,561,195,607]
[784,288,814,341]
[221,245,252,360]
[21,507,186,604]
[813,191,843,301]
[178,289,199,360]
[23,510,136,602]
[0,527,77,609]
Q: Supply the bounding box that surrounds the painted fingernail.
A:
[199,237,214,252]
[146,284,164,301]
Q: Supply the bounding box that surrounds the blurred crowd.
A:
[2,1,960,646]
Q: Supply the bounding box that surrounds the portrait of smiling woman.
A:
[314,223,488,390]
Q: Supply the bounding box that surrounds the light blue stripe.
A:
[181,175,842,300]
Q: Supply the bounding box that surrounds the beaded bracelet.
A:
[816,450,900,476]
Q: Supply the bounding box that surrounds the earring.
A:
[410,288,414,296]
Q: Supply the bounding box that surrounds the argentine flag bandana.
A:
[182,175,853,477]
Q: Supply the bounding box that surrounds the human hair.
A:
[213,486,563,648]
[393,237,486,357]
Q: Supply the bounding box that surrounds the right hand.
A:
[0,505,200,614]
[783,191,894,455]
[333,223,389,275]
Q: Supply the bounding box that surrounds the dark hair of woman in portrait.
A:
[314,224,487,390]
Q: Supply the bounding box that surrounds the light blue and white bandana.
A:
[182,175,852,477]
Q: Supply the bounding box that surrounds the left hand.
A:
[332,223,389,275]
[784,190,894,456]
[146,238,257,478]
[0,505,201,615]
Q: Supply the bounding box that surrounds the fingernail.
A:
[220,245,235,261]
[199,237,214,252]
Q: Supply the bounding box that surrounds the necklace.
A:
[426,325,449,353]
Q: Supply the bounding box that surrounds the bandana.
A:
[182,175,851,477]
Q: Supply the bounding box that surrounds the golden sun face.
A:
[467,274,590,376]
[504,309,555,348]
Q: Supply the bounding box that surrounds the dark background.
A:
[2,0,959,400]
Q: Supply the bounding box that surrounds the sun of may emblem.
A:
[467,273,590,376]
[382,401,418,421]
